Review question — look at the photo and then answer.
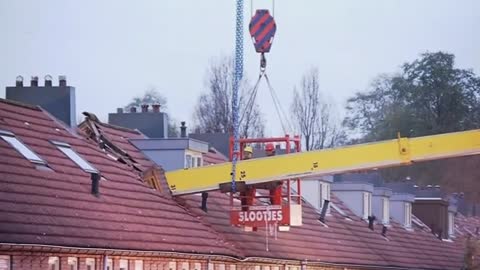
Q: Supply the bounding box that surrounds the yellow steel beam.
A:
[165,129,480,195]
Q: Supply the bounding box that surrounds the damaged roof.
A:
[0,98,239,256]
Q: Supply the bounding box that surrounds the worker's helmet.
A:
[265,143,275,152]
[244,146,253,153]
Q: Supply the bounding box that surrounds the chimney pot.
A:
[117,108,123,113]
[141,104,149,113]
[44,75,53,87]
[319,199,330,223]
[59,75,67,87]
[15,76,24,86]
[30,76,39,87]
[382,225,388,237]
[152,104,161,113]
[180,121,187,138]
[91,173,100,197]
[130,107,137,113]
[368,215,376,230]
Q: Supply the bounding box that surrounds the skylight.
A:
[52,141,98,173]
[0,130,45,164]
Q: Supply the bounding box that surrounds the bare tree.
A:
[291,68,343,150]
[193,56,265,138]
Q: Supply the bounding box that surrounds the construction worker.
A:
[265,143,275,156]
[243,146,253,160]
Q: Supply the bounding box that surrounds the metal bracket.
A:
[397,132,411,164]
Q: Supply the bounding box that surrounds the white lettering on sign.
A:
[238,210,283,222]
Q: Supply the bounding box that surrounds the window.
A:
[404,202,412,227]
[448,212,455,237]
[197,157,202,167]
[0,131,45,164]
[0,255,10,270]
[86,258,96,270]
[263,266,270,270]
[107,259,113,270]
[229,265,236,270]
[48,257,60,270]
[218,264,226,270]
[135,260,143,270]
[68,257,78,270]
[120,259,129,270]
[52,141,98,173]
[181,262,189,270]
[382,198,390,224]
[194,263,202,270]
[185,154,192,168]
[363,192,372,219]
[319,182,330,212]
[169,262,177,270]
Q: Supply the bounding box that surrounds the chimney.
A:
[130,107,137,113]
[201,192,208,212]
[44,75,53,87]
[413,197,450,239]
[30,76,39,87]
[15,76,23,87]
[91,173,100,197]
[6,75,77,128]
[141,104,149,113]
[59,75,67,87]
[117,108,123,113]
[180,121,187,138]
[152,104,161,113]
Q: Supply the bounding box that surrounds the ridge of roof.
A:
[0,98,42,111]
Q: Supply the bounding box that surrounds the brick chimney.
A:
[141,104,149,113]
[152,104,161,113]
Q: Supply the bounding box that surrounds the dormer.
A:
[390,193,415,228]
[300,176,333,214]
[372,187,393,225]
[331,182,374,220]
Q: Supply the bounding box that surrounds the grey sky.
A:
[1,0,479,136]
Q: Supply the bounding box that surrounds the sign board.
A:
[230,205,290,227]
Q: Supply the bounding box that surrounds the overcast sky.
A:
[1,0,479,136]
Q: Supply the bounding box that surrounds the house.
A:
[0,76,477,270]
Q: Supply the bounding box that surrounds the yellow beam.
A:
[165,129,480,195]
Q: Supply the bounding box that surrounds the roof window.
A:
[0,130,45,164]
[52,141,98,173]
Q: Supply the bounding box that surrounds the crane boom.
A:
[166,129,480,196]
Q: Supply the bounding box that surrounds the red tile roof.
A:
[203,147,229,166]
[0,98,239,256]
[28,104,469,269]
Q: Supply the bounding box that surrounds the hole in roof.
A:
[51,141,98,173]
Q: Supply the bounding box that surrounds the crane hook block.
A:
[249,9,277,53]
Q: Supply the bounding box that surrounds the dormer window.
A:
[52,141,98,173]
[404,202,412,227]
[448,211,455,237]
[382,198,390,224]
[0,130,45,164]
[320,182,331,213]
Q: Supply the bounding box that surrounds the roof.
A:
[99,119,469,269]
[0,98,239,256]
[203,147,228,166]
[189,133,230,157]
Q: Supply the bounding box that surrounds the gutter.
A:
[0,243,424,270]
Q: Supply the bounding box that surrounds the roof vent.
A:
[382,225,388,237]
[141,104,149,113]
[368,215,376,231]
[152,104,161,113]
[59,75,67,87]
[15,76,23,86]
[91,173,100,197]
[319,199,330,223]
[201,192,208,212]
[30,76,39,87]
[44,75,53,87]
